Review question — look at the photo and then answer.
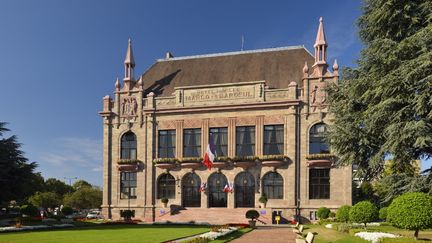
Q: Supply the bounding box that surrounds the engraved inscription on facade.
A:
[183,86,255,104]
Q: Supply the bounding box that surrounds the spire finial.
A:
[333,59,339,71]
[314,17,327,48]
[312,17,329,77]
[303,61,309,74]
[124,38,135,82]
[115,77,120,90]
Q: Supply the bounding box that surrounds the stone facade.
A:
[99,18,352,223]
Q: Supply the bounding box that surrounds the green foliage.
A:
[349,201,378,227]
[120,210,135,220]
[28,191,61,209]
[379,207,388,221]
[387,192,432,238]
[327,0,432,180]
[337,223,352,233]
[328,212,336,218]
[44,178,73,196]
[258,195,267,203]
[161,197,168,203]
[360,182,374,200]
[20,204,39,217]
[317,207,330,219]
[61,206,73,216]
[72,180,92,191]
[336,205,351,222]
[0,122,39,204]
[245,210,259,220]
[63,186,102,209]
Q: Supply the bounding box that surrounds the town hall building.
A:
[99,18,352,224]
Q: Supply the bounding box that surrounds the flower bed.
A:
[117,159,141,164]
[354,232,399,243]
[305,153,337,160]
[199,227,238,240]
[0,224,74,232]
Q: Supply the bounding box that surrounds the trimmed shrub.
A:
[258,195,268,203]
[349,201,378,228]
[20,204,39,217]
[337,223,351,233]
[245,210,259,220]
[161,197,169,204]
[379,207,388,221]
[387,192,432,239]
[329,212,336,218]
[120,210,135,220]
[336,205,351,222]
[317,207,330,219]
[61,206,73,216]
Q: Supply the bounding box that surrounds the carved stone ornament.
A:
[121,97,138,121]
[310,84,327,112]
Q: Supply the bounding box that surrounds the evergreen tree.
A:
[328,0,432,180]
[0,122,38,204]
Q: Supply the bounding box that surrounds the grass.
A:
[0,224,210,243]
[302,223,432,243]
[211,227,254,243]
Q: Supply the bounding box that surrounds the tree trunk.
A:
[414,229,419,240]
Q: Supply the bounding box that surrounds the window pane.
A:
[264,125,284,155]
[121,132,137,159]
[309,169,330,199]
[236,126,255,156]
[158,130,176,158]
[209,127,228,157]
[120,172,137,199]
[309,123,329,154]
[184,129,201,157]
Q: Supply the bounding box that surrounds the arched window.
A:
[262,172,283,199]
[121,132,137,159]
[309,123,329,154]
[182,173,201,207]
[157,173,175,199]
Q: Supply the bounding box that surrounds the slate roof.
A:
[141,46,314,97]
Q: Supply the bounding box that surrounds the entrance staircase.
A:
[155,207,272,225]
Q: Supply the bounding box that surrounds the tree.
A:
[379,207,388,221]
[20,204,39,217]
[61,206,73,216]
[317,207,330,219]
[387,192,432,240]
[328,0,432,180]
[72,180,92,191]
[349,201,378,228]
[0,122,39,204]
[63,186,102,209]
[336,205,351,223]
[28,192,61,209]
[44,178,73,196]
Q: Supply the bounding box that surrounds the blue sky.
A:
[1,0,429,186]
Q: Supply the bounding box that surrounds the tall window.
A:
[121,132,137,159]
[158,130,176,158]
[157,173,175,199]
[120,172,137,199]
[309,123,329,154]
[309,168,330,199]
[264,125,284,155]
[183,129,201,157]
[236,126,255,156]
[262,172,283,199]
[209,127,228,157]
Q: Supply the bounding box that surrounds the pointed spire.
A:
[115,77,120,91]
[314,17,327,48]
[124,38,135,82]
[124,38,135,67]
[312,17,329,77]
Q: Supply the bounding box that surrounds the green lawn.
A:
[0,224,209,243]
[302,224,432,243]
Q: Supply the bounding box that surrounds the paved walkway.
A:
[231,226,297,243]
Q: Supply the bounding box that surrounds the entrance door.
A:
[208,173,228,207]
[235,172,255,207]
[182,173,201,207]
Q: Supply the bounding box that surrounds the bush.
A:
[258,195,268,203]
[161,197,168,204]
[120,210,135,220]
[317,207,330,219]
[20,204,39,217]
[329,212,336,218]
[336,205,351,222]
[245,210,259,220]
[61,206,73,216]
[337,223,351,233]
[379,207,388,221]
[387,192,432,239]
[349,201,378,228]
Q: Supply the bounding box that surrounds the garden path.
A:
[231,226,297,243]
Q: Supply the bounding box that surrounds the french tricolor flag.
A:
[203,134,216,170]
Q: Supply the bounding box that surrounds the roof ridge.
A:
[157,45,307,62]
